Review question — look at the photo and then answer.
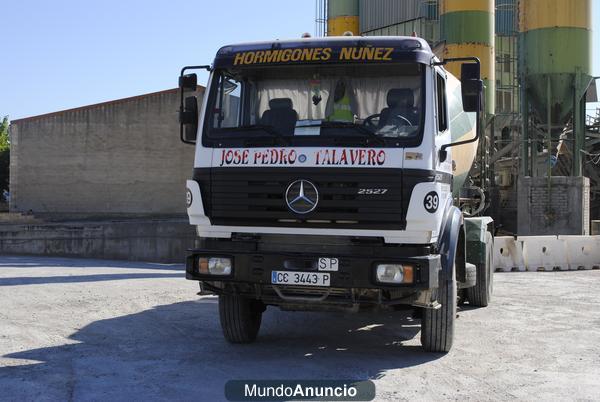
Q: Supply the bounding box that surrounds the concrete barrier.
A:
[0,219,196,263]
[520,236,569,271]
[493,236,525,272]
[493,235,600,272]
[558,235,600,270]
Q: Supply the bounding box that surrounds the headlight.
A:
[197,257,232,276]
[208,257,232,275]
[375,264,414,284]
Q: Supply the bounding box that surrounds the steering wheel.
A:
[363,113,412,129]
[363,113,381,130]
[390,114,413,127]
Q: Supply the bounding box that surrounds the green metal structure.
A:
[440,0,495,119]
[327,0,359,36]
[318,0,597,232]
[518,0,593,177]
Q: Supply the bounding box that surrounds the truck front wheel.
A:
[420,268,456,353]
[218,295,264,343]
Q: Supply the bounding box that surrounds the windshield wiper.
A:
[215,125,290,146]
[321,122,386,146]
[220,124,280,136]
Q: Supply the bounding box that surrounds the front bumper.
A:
[185,237,441,294]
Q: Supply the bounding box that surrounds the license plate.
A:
[271,271,331,287]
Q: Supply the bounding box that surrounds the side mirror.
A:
[179,96,198,143]
[179,73,197,91]
[460,62,483,112]
[178,66,210,145]
[438,57,483,156]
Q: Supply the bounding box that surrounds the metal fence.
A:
[359,0,423,33]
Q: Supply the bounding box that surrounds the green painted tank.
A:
[327,0,359,36]
[441,0,495,120]
[519,0,591,125]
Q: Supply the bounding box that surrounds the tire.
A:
[464,263,477,288]
[421,263,457,353]
[218,295,263,343]
[466,232,494,307]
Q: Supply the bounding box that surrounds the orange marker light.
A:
[198,257,209,274]
[402,265,414,283]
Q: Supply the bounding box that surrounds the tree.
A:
[0,116,9,194]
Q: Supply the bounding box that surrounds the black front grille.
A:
[194,167,425,230]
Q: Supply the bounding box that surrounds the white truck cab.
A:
[179,36,494,353]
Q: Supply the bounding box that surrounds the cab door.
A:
[433,68,453,206]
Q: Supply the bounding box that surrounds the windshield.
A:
[204,63,424,147]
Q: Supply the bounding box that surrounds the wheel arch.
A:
[437,203,464,280]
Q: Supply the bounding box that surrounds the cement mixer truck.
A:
[178,36,494,353]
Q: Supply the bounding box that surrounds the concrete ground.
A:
[0,256,599,401]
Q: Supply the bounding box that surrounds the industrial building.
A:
[9,87,202,217]
[2,88,203,262]
[318,0,599,235]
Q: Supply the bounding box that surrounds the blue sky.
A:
[1,1,599,120]
[1,1,315,120]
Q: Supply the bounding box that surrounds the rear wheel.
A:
[466,232,494,307]
[219,295,264,343]
[421,265,456,353]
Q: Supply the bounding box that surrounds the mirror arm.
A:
[433,57,482,160]
[179,65,211,145]
[432,56,480,67]
[440,90,481,153]
[180,65,211,77]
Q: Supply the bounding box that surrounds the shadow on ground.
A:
[0,273,183,286]
[0,298,445,400]
[0,255,183,271]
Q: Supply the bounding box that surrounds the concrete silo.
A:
[441,0,495,119]
[516,0,593,235]
[518,0,592,176]
[327,0,359,36]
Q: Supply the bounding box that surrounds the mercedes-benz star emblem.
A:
[285,180,318,214]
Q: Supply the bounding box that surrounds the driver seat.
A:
[378,88,418,128]
[260,98,298,136]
